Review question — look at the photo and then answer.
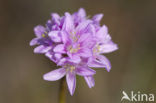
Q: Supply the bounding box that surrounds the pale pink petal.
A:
[34,25,46,37]
[78,8,86,18]
[51,13,60,25]
[76,67,96,76]
[84,76,95,88]
[48,31,61,42]
[61,31,69,44]
[79,48,92,57]
[30,38,38,46]
[66,72,76,95]
[68,55,81,64]
[92,14,103,23]
[96,25,108,41]
[62,12,74,32]
[34,45,51,53]
[86,24,96,36]
[76,20,92,34]
[99,42,118,53]
[43,68,66,81]
[53,44,65,53]
[97,55,111,72]
[57,58,67,66]
[78,33,91,43]
[54,53,62,60]
[88,58,106,68]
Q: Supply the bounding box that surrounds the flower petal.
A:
[45,52,56,62]
[53,44,65,53]
[79,48,92,57]
[68,55,81,64]
[78,33,91,43]
[99,42,118,53]
[57,58,67,66]
[73,8,86,24]
[76,20,92,34]
[66,72,76,95]
[76,67,96,76]
[46,20,52,31]
[34,25,46,38]
[34,45,51,53]
[88,55,111,72]
[77,8,86,18]
[84,76,95,88]
[54,53,62,60]
[43,68,66,81]
[45,51,52,59]
[61,31,69,44]
[80,36,96,49]
[51,13,60,20]
[92,14,103,24]
[86,24,96,36]
[97,55,111,72]
[51,13,60,25]
[48,31,61,42]
[62,12,74,32]
[30,38,38,46]
[96,25,108,41]
[88,58,106,68]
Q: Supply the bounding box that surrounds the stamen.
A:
[64,65,76,73]
[97,45,101,52]
[68,44,80,53]
[70,66,75,72]
[70,31,80,42]
[42,31,48,38]
[42,34,45,37]
[93,44,101,53]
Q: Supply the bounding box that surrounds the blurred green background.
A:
[0,0,156,103]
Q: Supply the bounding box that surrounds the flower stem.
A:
[59,77,66,103]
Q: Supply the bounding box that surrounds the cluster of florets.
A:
[30,8,118,95]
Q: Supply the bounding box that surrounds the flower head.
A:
[30,8,118,95]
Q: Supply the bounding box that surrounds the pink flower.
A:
[30,8,118,95]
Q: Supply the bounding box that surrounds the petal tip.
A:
[43,74,50,81]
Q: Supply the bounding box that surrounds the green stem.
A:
[59,77,66,103]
